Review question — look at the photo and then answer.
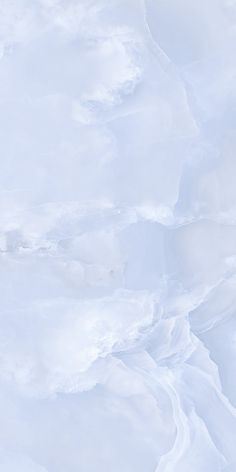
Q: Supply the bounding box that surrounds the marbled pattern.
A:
[0,1,236,471]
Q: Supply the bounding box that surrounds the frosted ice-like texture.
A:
[0,1,236,471]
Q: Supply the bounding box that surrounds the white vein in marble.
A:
[0,1,236,471]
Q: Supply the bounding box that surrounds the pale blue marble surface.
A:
[0,1,236,471]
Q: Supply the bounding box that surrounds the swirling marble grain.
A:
[0,1,236,471]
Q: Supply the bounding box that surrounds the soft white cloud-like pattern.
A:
[0,0,236,471]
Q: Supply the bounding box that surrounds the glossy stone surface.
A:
[0,1,236,471]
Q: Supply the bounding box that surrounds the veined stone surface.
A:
[0,1,236,471]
